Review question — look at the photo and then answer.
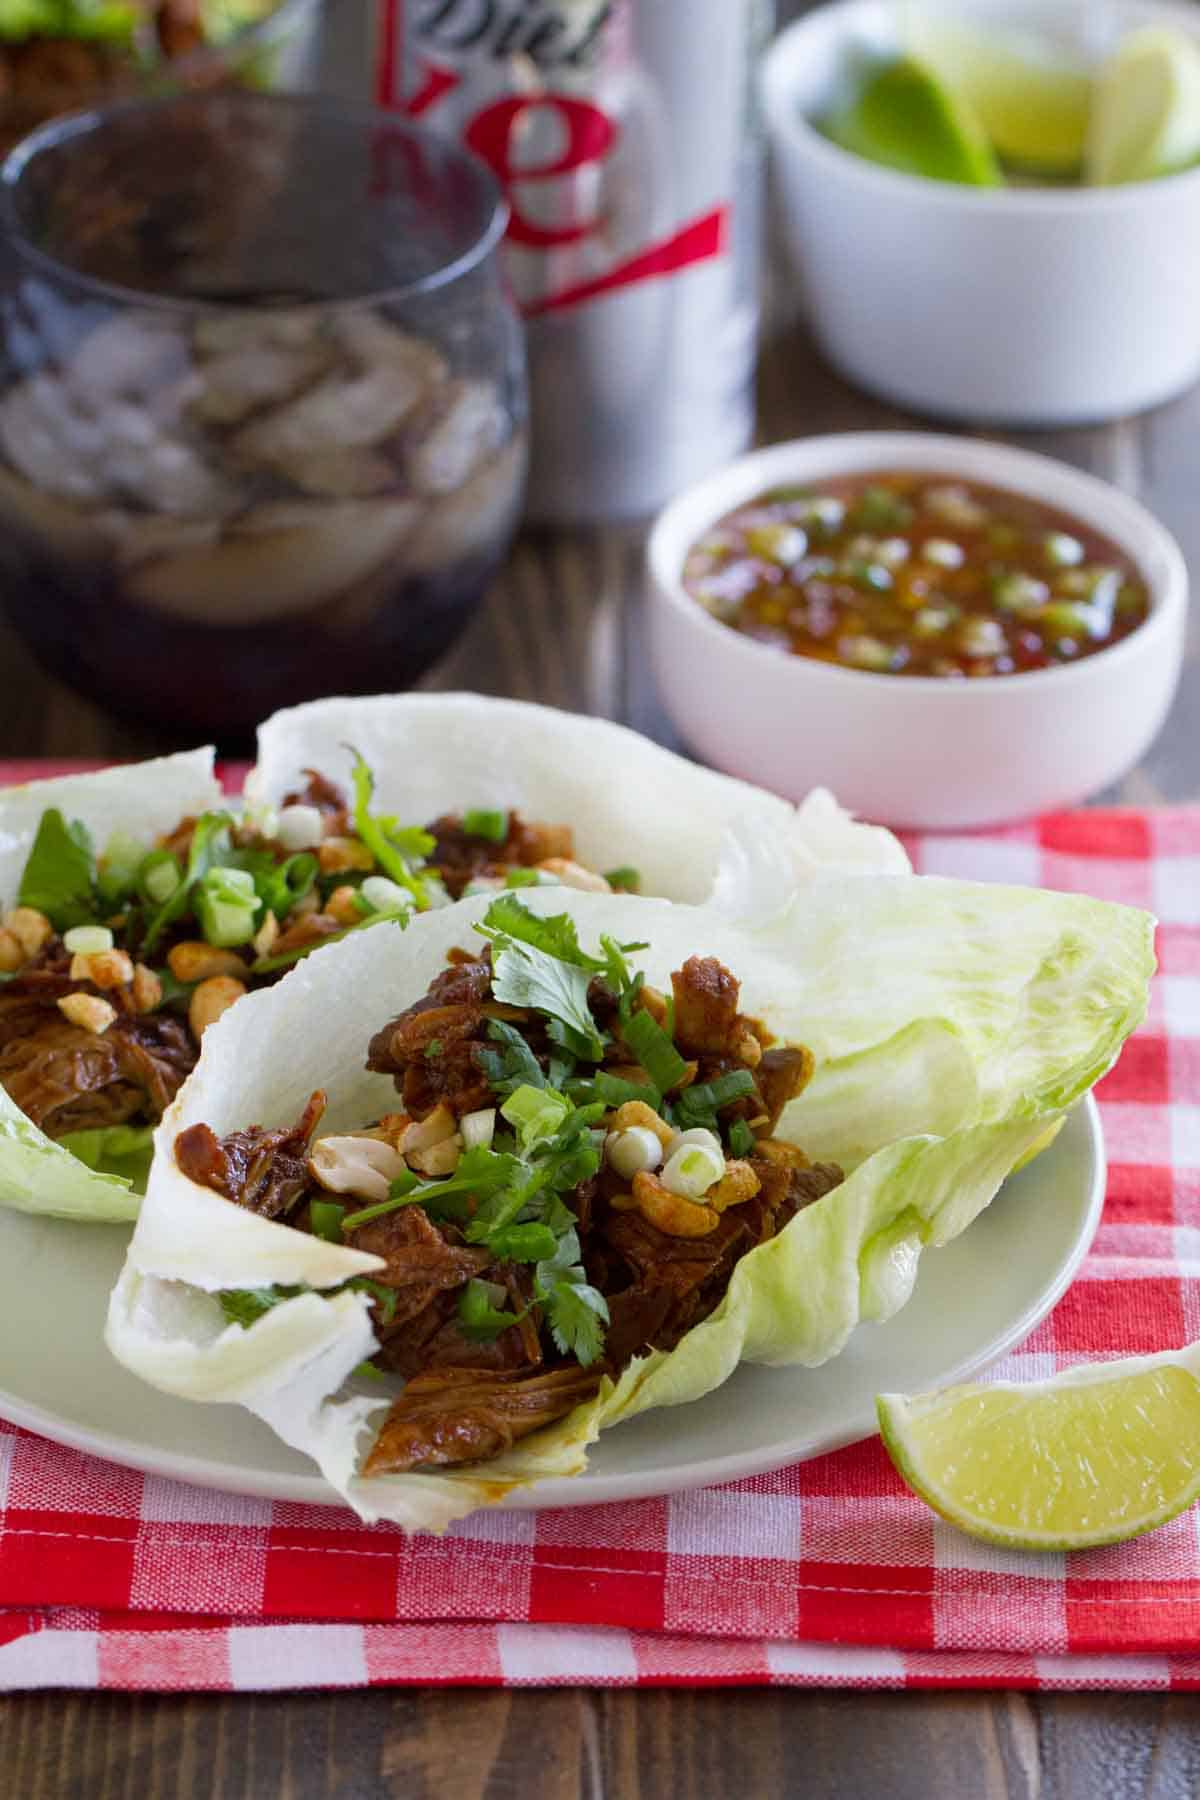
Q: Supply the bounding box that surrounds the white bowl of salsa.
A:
[762,0,1200,425]
[646,433,1186,829]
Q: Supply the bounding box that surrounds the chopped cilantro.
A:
[18,808,97,931]
[217,1285,304,1328]
[543,1275,609,1367]
[462,808,508,842]
[143,810,235,952]
[424,1037,445,1059]
[604,866,642,893]
[349,748,432,909]
[340,1145,521,1231]
[457,1278,524,1342]
[478,1017,547,1096]
[486,1221,559,1262]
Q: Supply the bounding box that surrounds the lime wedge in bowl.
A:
[878,1345,1200,1551]
[1086,26,1200,185]
[819,55,1002,186]
[901,5,1093,176]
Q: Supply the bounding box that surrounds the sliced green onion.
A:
[62,924,114,956]
[461,1107,496,1149]
[462,808,508,843]
[360,875,414,914]
[309,1200,345,1243]
[674,1069,756,1128]
[138,850,182,907]
[603,866,642,893]
[97,831,145,906]
[728,1118,756,1158]
[621,1008,688,1093]
[593,1070,662,1110]
[500,1083,571,1149]
[196,866,261,948]
[661,1142,725,1200]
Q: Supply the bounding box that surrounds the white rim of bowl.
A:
[647,433,1188,698]
[762,0,1200,214]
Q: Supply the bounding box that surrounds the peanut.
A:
[630,1169,719,1238]
[706,1159,761,1215]
[407,1136,463,1177]
[188,975,246,1036]
[57,992,116,1035]
[318,836,374,875]
[753,1138,812,1170]
[610,1099,673,1150]
[325,885,362,926]
[131,964,163,1013]
[167,940,247,983]
[536,857,611,893]
[69,948,134,990]
[3,907,52,959]
[400,1104,458,1155]
[0,929,24,973]
[252,910,279,957]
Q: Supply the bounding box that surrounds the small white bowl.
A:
[646,433,1186,830]
[762,0,1200,425]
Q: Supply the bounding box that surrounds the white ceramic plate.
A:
[0,1098,1104,1511]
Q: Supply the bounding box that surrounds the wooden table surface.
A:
[0,315,1196,1795]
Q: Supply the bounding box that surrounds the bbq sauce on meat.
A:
[181,938,843,1478]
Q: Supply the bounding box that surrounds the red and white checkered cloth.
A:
[0,786,1197,1692]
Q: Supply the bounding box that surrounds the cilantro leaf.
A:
[477,893,589,964]
[340,1144,523,1231]
[18,808,97,931]
[457,1278,524,1342]
[485,934,605,1062]
[487,1221,559,1262]
[217,1284,305,1328]
[349,749,431,908]
[478,1017,547,1097]
[142,810,235,952]
[544,1276,609,1366]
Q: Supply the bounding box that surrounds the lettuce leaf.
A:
[106,876,1152,1530]
[0,749,222,1221]
[57,1123,155,1186]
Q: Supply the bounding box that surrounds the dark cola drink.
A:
[372,0,773,523]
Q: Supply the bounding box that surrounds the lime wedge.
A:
[1086,26,1200,185]
[819,56,1002,187]
[878,1347,1200,1551]
[901,5,1093,175]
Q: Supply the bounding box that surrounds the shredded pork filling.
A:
[177,934,844,1479]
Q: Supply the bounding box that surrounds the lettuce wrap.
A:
[105,873,1153,1533]
[0,697,906,1225]
[0,750,222,1221]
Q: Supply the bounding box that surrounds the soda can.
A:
[374,0,772,523]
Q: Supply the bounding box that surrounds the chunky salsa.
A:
[682,472,1152,678]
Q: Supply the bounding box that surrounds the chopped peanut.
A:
[325,885,362,926]
[188,975,246,1036]
[636,985,670,1028]
[131,964,163,1013]
[291,889,321,918]
[752,1138,812,1170]
[57,992,117,1035]
[70,948,134,990]
[407,1135,463,1177]
[167,941,247,984]
[630,1169,719,1238]
[706,1159,761,1215]
[309,1134,406,1202]
[610,1099,673,1151]
[318,836,374,875]
[0,928,24,973]
[3,907,52,959]
[734,1029,763,1070]
[400,1104,458,1155]
[252,910,279,958]
[536,857,611,893]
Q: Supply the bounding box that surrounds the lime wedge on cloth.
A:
[878,1346,1200,1551]
[902,6,1093,175]
[820,56,1001,186]
[1086,26,1200,185]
